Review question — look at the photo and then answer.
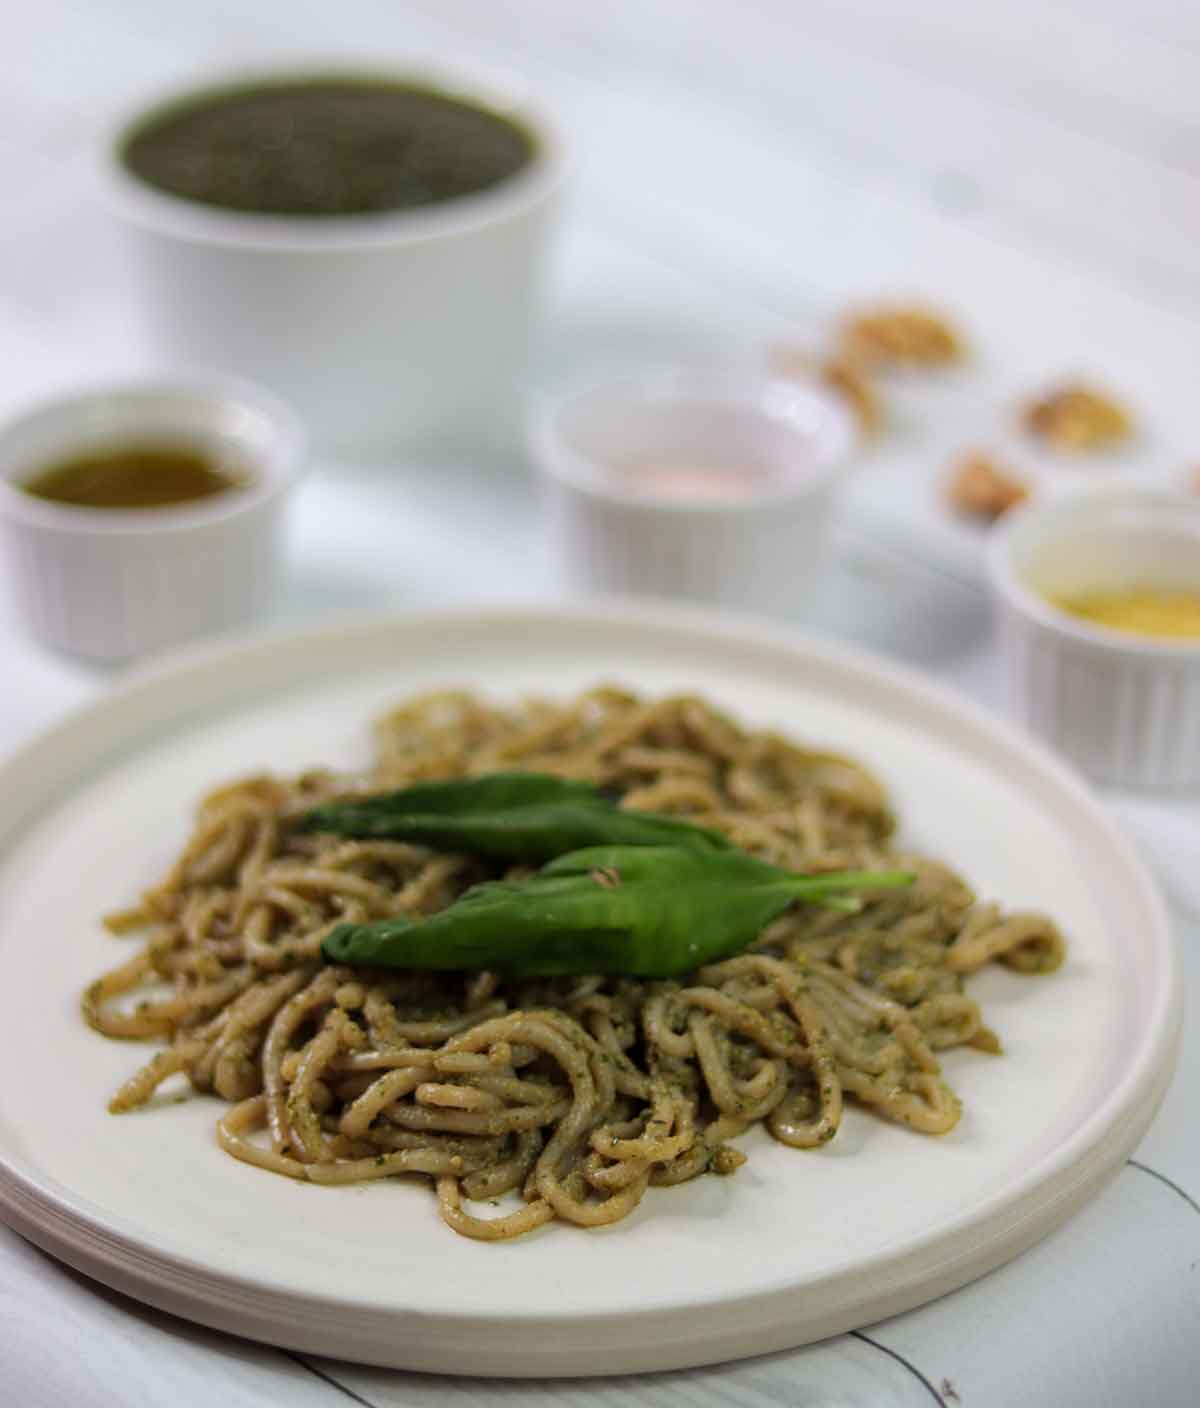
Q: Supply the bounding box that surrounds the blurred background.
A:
[4,0,1198,730]
[6,10,1196,483]
[3,0,1195,747]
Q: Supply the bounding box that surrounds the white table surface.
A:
[2,3,1199,1404]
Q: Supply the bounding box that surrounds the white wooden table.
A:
[2,4,1199,1403]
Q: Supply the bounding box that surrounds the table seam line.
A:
[1127,1158,1200,1217]
[850,1328,947,1405]
[278,1350,380,1407]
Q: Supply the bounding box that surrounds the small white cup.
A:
[0,377,305,662]
[99,63,565,457]
[987,486,1200,787]
[530,366,857,613]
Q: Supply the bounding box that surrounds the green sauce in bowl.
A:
[120,76,537,217]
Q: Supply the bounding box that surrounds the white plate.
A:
[0,603,1180,1377]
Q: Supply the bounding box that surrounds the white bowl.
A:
[0,377,305,662]
[530,367,857,613]
[99,63,565,457]
[987,486,1200,787]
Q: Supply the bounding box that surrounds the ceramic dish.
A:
[0,604,1178,1375]
[988,486,1200,787]
[531,367,856,611]
[0,376,305,661]
[100,62,565,455]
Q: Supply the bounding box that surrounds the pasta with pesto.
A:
[83,687,1065,1240]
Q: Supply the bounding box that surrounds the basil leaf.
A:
[298,771,731,861]
[321,844,912,979]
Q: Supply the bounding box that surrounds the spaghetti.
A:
[83,687,1065,1240]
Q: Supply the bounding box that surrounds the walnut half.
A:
[1023,383,1132,452]
[840,305,964,369]
[946,452,1029,521]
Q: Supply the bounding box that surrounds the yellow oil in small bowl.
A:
[1051,588,1200,641]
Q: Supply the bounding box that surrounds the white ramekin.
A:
[99,63,565,457]
[987,486,1200,787]
[530,367,857,613]
[0,377,305,662]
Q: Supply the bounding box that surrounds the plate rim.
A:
[0,599,1181,1374]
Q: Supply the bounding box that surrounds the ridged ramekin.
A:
[530,366,857,613]
[0,377,305,661]
[987,486,1200,787]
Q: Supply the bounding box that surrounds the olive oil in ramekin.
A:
[21,444,247,511]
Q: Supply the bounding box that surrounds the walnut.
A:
[819,356,882,434]
[946,452,1029,521]
[1023,383,1132,452]
[839,305,964,368]
[772,345,881,434]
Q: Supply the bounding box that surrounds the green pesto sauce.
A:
[121,77,537,216]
